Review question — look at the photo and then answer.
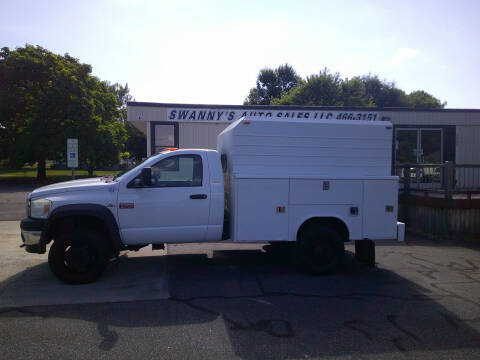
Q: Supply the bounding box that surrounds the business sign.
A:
[67,138,78,168]
[167,108,381,123]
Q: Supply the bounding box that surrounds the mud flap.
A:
[355,240,375,267]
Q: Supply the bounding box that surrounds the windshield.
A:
[113,159,148,182]
[111,151,172,182]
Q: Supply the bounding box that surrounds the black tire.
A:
[48,229,109,284]
[296,225,345,275]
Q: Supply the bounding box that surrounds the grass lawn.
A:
[0,168,122,185]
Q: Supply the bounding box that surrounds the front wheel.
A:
[296,225,345,275]
[48,230,108,284]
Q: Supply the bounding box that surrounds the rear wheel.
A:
[48,229,109,284]
[296,225,345,274]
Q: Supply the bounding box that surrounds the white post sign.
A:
[67,138,78,179]
[67,139,78,168]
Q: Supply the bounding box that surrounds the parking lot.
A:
[1,187,480,359]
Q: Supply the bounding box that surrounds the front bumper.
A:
[20,218,47,253]
[22,230,41,245]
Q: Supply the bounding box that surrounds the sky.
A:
[2,0,479,108]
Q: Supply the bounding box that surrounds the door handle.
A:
[190,194,207,199]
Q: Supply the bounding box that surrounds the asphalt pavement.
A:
[1,186,480,359]
[0,185,35,221]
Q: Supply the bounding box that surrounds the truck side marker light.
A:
[43,204,51,215]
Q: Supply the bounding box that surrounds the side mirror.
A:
[141,167,152,187]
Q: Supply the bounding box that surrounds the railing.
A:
[395,162,480,199]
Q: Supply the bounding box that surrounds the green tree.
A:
[341,77,373,107]
[244,64,302,105]
[110,82,132,123]
[361,75,409,107]
[0,45,129,179]
[245,66,446,109]
[0,45,94,178]
[63,77,128,176]
[0,47,29,168]
[108,82,146,160]
[407,90,445,108]
[273,68,344,106]
[124,122,146,161]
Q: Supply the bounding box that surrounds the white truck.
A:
[20,117,403,284]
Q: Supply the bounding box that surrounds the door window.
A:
[395,128,443,165]
[396,129,418,164]
[151,155,202,187]
[420,129,442,164]
[154,124,176,154]
[395,128,443,186]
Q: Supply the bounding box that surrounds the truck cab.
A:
[115,149,224,245]
[21,148,224,284]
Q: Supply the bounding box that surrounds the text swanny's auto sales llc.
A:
[167,109,380,123]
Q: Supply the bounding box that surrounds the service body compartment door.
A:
[289,179,362,204]
[363,179,398,239]
[235,178,289,241]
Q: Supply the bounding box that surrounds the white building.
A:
[127,102,480,169]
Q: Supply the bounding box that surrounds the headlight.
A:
[30,199,52,219]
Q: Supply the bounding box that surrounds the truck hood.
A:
[28,178,113,199]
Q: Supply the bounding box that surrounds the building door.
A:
[396,128,443,165]
[151,122,179,154]
[395,128,443,186]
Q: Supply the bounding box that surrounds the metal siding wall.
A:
[128,106,168,122]
[129,106,480,126]
[179,123,229,149]
[129,107,480,127]
[455,126,480,187]
[127,106,480,158]
[456,126,480,164]
[382,111,480,126]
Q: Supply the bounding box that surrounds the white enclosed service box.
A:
[217,117,398,243]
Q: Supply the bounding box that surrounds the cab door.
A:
[117,153,210,244]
